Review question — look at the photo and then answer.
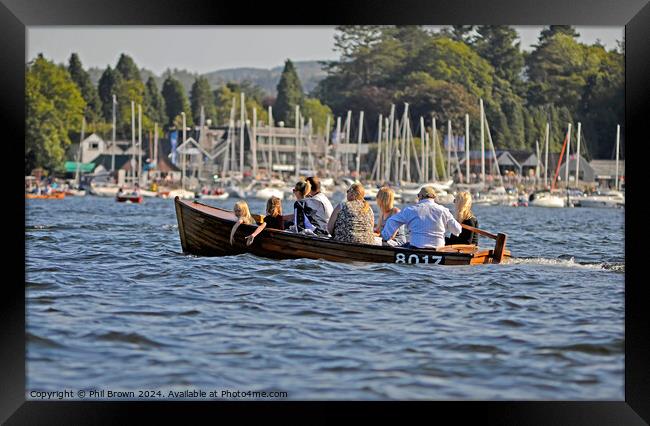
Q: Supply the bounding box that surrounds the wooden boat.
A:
[116,193,143,203]
[174,197,510,265]
[25,191,65,200]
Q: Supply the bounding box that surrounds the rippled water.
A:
[26,196,624,400]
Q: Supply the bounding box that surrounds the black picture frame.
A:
[3,0,649,423]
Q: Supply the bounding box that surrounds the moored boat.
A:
[26,191,65,200]
[116,193,143,203]
[174,197,511,265]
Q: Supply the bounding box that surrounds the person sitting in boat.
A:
[328,183,376,245]
[132,183,141,196]
[245,196,284,246]
[306,176,334,223]
[375,186,407,247]
[291,180,330,237]
[381,186,462,249]
[117,186,124,196]
[445,191,479,246]
[230,200,255,245]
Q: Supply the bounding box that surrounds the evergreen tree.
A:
[274,59,304,127]
[116,53,142,81]
[68,53,101,122]
[537,25,580,46]
[190,76,216,124]
[161,76,193,129]
[474,26,525,94]
[144,77,167,126]
[98,66,122,121]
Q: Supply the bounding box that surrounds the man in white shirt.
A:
[381,186,462,249]
[306,176,334,222]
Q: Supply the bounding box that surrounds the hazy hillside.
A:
[88,60,328,96]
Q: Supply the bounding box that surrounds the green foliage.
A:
[274,59,304,127]
[190,76,216,124]
[212,84,268,128]
[115,79,146,137]
[116,53,142,81]
[144,77,167,126]
[68,53,101,122]
[473,26,525,94]
[161,76,192,129]
[98,66,121,122]
[26,55,85,173]
[302,98,333,135]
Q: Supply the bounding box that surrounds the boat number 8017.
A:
[394,253,443,264]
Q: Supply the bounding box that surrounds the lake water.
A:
[25,196,624,400]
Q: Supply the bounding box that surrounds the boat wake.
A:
[509,256,625,272]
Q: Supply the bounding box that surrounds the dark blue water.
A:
[26,196,624,400]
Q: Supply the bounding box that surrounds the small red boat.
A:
[116,193,143,203]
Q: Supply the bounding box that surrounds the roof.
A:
[90,154,133,171]
[64,161,95,173]
[589,160,625,177]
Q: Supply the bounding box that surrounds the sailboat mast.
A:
[295,105,300,179]
[564,123,572,190]
[138,103,142,186]
[268,106,273,178]
[181,111,186,191]
[239,92,245,176]
[131,100,136,184]
[465,113,470,184]
[344,110,352,174]
[615,124,621,190]
[544,122,550,188]
[479,99,485,185]
[432,116,437,181]
[252,107,257,178]
[356,110,364,178]
[447,120,452,181]
[420,117,425,183]
[575,122,581,188]
[75,116,85,187]
[111,94,116,174]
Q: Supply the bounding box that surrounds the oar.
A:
[461,223,508,264]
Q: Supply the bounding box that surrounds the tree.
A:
[26,55,85,173]
[68,53,101,122]
[98,66,122,122]
[116,53,142,81]
[537,25,579,46]
[274,59,304,127]
[161,76,192,128]
[115,79,147,137]
[302,98,333,135]
[190,76,216,124]
[474,26,525,94]
[144,76,167,126]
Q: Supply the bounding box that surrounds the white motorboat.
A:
[89,184,121,197]
[253,187,285,200]
[139,189,159,198]
[197,192,229,201]
[528,191,566,208]
[578,190,624,208]
[163,189,196,200]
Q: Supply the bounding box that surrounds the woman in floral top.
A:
[327,183,375,245]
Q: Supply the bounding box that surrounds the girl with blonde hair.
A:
[375,186,406,246]
[327,183,375,244]
[229,200,255,245]
[244,196,284,246]
[445,191,479,245]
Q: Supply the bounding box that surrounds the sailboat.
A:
[530,123,571,208]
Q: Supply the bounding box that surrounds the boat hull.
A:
[26,192,65,199]
[116,195,143,203]
[174,198,509,265]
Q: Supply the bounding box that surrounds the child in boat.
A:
[229,201,255,245]
[245,196,284,246]
[375,186,407,246]
[445,191,479,245]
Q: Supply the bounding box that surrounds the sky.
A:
[27,26,624,74]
